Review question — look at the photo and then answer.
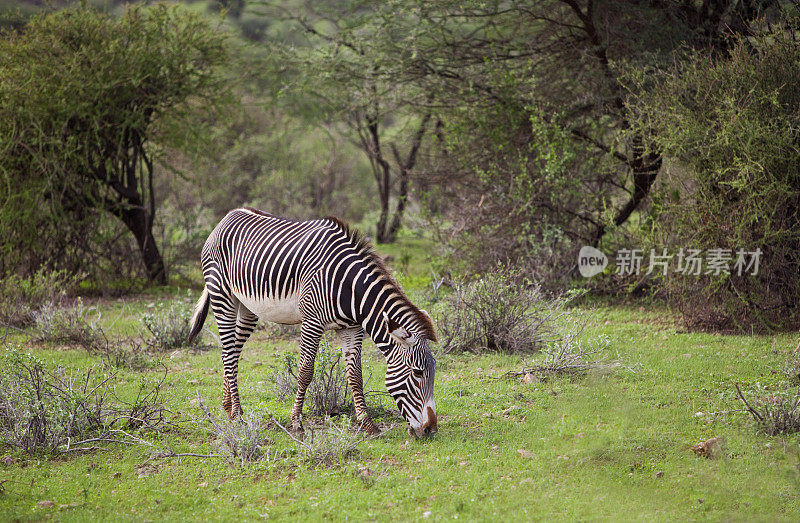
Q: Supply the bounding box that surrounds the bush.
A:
[270,337,350,416]
[196,396,276,465]
[296,417,364,467]
[0,269,80,328]
[31,299,105,351]
[141,303,202,351]
[628,24,800,331]
[736,384,800,436]
[0,350,166,455]
[438,266,579,354]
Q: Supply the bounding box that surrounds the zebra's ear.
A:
[383,311,410,345]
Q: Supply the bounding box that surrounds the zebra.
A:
[187,207,438,438]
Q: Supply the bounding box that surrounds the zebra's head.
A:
[382,311,437,438]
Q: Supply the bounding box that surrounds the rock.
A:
[522,373,538,384]
[691,436,723,459]
[38,500,55,508]
[517,449,535,459]
[170,350,182,360]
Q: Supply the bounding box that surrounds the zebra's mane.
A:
[325,216,437,342]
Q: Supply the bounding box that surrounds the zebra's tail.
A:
[188,287,210,345]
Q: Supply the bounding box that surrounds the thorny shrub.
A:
[438,266,582,354]
[0,349,167,455]
[736,383,800,436]
[270,337,351,416]
[32,298,105,351]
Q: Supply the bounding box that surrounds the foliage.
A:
[628,21,800,330]
[438,266,579,354]
[270,337,350,416]
[267,0,773,276]
[32,299,105,351]
[0,268,81,327]
[0,350,166,455]
[141,303,202,352]
[0,3,231,283]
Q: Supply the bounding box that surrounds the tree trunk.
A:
[119,206,167,285]
[590,137,662,247]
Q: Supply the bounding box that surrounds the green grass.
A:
[2,244,800,520]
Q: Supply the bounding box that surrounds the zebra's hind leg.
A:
[228,305,258,419]
[290,320,323,434]
[337,327,379,435]
[209,294,255,420]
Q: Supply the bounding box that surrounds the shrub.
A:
[296,417,364,467]
[438,266,579,354]
[141,303,202,351]
[196,396,275,465]
[0,269,80,328]
[736,384,800,436]
[101,340,153,372]
[31,299,105,351]
[0,350,166,455]
[628,25,800,331]
[270,337,350,416]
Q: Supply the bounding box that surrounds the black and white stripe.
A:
[188,208,438,437]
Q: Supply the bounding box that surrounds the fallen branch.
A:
[735,383,764,422]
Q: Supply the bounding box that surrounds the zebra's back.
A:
[201,208,340,324]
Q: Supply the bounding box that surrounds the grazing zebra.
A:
[187,207,438,437]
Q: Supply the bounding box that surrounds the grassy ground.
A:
[1,242,800,521]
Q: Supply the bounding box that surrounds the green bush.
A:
[629,24,800,331]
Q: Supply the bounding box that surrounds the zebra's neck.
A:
[348,261,413,352]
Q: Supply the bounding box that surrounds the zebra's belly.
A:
[236,293,302,325]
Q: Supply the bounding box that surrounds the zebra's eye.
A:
[412,368,424,378]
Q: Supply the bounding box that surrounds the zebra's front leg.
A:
[338,327,379,435]
[290,321,322,434]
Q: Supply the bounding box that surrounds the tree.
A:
[628,13,800,330]
[275,0,775,275]
[265,2,433,243]
[0,4,229,283]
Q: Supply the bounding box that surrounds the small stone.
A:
[423,511,432,518]
[517,449,535,459]
[522,373,538,384]
[170,350,183,360]
[38,500,55,508]
[692,436,723,459]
